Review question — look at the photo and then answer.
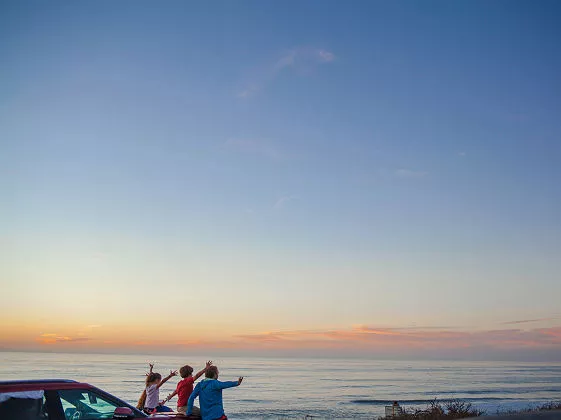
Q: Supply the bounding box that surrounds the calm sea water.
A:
[1,352,560,419]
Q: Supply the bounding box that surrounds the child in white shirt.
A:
[143,364,177,414]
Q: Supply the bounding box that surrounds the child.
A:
[186,365,243,420]
[136,363,155,410]
[162,360,213,414]
[143,363,177,414]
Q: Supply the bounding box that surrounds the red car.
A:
[0,379,185,420]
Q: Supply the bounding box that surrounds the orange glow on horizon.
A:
[2,322,561,357]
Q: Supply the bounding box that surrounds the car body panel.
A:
[0,379,183,420]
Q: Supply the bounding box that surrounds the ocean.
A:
[1,352,560,419]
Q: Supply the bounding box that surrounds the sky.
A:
[1,0,560,360]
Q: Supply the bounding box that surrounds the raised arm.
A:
[193,360,213,381]
[157,370,178,388]
[186,382,201,415]
[163,389,178,404]
[215,377,243,390]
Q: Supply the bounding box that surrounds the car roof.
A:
[0,380,94,392]
[0,380,77,385]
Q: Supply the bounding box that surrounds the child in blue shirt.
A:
[186,365,243,420]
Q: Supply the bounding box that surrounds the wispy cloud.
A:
[502,317,558,325]
[18,324,561,360]
[238,46,336,98]
[273,48,335,70]
[317,50,336,63]
[274,195,298,209]
[274,51,297,71]
[237,85,259,98]
[457,151,467,157]
[232,324,561,355]
[36,333,92,344]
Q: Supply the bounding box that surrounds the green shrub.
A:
[379,399,484,420]
[495,401,561,416]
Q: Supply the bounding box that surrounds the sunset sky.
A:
[1,1,560,360]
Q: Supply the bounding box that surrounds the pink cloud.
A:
[20,324,561,360]
[231,325,561,355]
[36,333,91,344]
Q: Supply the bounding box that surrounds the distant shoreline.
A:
[2,349,561,363]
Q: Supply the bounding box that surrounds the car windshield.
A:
[58,389,125,420]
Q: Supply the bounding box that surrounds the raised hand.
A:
[206,360,213,368]
[237,376,244,385]
[146,362,155,376]
[169,370,178,377]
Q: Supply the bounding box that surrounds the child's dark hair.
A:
[179,365,193,378]
[205,366,218,379]
[145,372,162,385]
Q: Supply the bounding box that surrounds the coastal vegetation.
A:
[495,401,561,416]
[378,400,484,420]
[378,400,561,420]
